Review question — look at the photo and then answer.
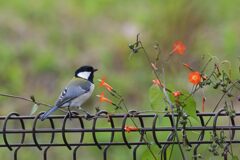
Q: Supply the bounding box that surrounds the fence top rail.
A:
[0,111,239,120]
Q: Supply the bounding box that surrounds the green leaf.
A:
[178,90,197,120]
[184,95,197,120]
[30,104,38,115]
[141,145,159,160]
[232,155,239,160]
[149,86,197,120]
[149,85,167,112]
[166,144,182,160]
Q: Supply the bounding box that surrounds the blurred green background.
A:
[0,0,240,159]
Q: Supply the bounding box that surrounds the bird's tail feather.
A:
[40,106,58,121]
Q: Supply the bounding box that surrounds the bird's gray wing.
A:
[55,80,91,107]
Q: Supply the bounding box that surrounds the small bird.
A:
[40,65,97,121]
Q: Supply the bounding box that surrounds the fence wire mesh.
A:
[0,109,239,160]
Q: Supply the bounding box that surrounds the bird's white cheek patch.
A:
[77,71,91,79]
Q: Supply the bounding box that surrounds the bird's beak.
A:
[93,68,98,72]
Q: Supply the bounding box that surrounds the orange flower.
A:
[173,91,181,97]
[96,92,112,104]
[98,78,113,92]
[152,79,162,86]
[188,71,201,85]
[173,41,186,55]
[124,125,139,133]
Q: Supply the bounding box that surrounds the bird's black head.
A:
[75,65,98,83]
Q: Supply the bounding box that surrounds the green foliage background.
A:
[0,0,240,159]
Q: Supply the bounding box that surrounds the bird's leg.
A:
[67,105,73,120]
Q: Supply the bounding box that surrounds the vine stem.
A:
[139,41,172,93]
[120,99,158,160]
[204,80,240,126]
[139,41,186,159]
[183,66,217,101]
[107,86,158,160]
[0,93,67,113]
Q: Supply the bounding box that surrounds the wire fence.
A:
[0,109,239,160]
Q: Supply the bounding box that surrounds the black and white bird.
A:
[40,65,97,121]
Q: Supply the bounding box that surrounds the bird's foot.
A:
[84,112,94,120]
[65,111,79,120]
[68,111,78,120]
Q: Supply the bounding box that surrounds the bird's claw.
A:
[67,111,79,120]
[84,112,94,120]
